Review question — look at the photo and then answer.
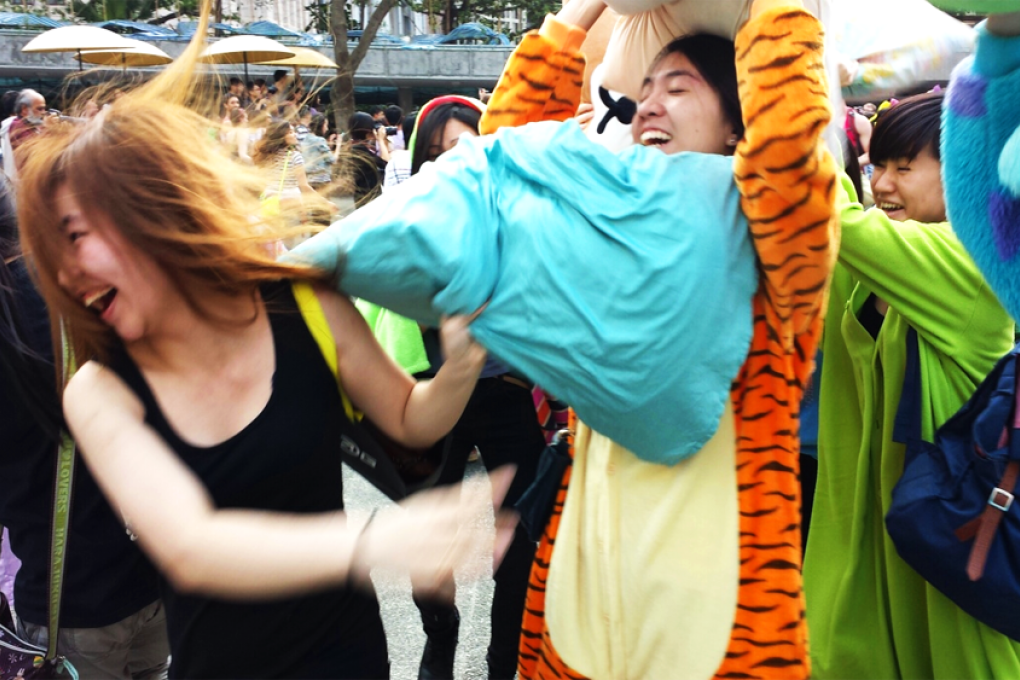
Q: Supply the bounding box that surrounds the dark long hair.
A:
[647,34,744,154]
[870,91,944,165]
[310,113,328,138]
[410,104,481,176]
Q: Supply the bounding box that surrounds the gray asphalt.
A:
[343,459,497,680]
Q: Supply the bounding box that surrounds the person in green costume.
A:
[803,92,1020,677]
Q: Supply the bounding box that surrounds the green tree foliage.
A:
[404,0,555,37]
[305,0,356,34]
[328,0,398,131]
[70,0,152,21]
[67,0,198,22]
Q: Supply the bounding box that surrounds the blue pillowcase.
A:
[291,121,757,465]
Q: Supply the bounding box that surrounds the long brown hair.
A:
[254,120,293,165]
[17,1,325,376]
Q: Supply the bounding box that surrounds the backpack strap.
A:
[291,281,359,423]
[45,320,77,660]
[290,280,412,501]
[48,432,74,660]
[955,354,1020,581]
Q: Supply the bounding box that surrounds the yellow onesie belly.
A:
[545,404,739,679]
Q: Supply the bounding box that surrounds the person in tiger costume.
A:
[478,0,836,677]
[288,0,836,676]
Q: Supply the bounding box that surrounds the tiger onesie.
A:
[479,3,837,678]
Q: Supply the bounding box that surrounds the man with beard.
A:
[5,90,47,178]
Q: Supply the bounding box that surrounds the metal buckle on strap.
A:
[989,487,1015,512]
[551,429,573,446]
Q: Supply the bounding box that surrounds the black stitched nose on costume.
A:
[597,86,636,134]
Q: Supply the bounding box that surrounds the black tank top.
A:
[106,281,383,679]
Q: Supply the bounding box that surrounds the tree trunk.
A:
[330,0,400,132]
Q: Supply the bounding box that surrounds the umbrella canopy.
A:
[200,35,294,65]
[22,24,136,53]
[200,35,294,82]
[79,40,173,67]
[255,46,337,69]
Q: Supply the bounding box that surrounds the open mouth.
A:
[640,130,672,147]
[877,202,904,213]
[84,287,118,316]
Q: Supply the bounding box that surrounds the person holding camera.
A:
[345,111,387,205]
[384,105,404,150]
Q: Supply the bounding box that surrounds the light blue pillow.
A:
[291,121,757,465]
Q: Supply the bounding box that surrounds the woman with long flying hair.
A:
[0,184,170,678]
[14,7,517,678]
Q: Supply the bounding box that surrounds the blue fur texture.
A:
[944,23,1020,321]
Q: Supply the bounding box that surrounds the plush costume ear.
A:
[598,0,833,103]
[599,0,752,102]
[584,63,636,152]
[999,125,1020,197]
[577,4,636,151]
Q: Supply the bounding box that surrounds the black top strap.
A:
[893,327,922,445]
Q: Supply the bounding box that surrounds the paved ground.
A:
[332,191,501,679]
[344,459,497,680]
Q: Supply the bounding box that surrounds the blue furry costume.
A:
[944,20,1020,322]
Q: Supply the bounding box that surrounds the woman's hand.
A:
[439,305,487,378]
[348,466,519,599]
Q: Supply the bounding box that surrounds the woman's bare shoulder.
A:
[64,359,144,422]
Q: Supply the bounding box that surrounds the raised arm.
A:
[834,173,1011,360]
[942,13,1020,322]
[479,0,604,134]
[64,359,509,601]
[314,285,485,448]
[733,0,838,353]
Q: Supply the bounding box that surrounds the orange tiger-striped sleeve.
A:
[479,16,587,135]
[733,5,837,356]
[714,6,837,679]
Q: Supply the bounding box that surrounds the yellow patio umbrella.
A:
[78,39,173,72]
[200,35,295,84]
[255,46,337,69]
[255,46,337,94]
[22,25,138,73]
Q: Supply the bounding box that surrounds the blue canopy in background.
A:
[0,12,64,29]
[92,19,186,40]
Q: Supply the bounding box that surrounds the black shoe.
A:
[418,612,459,680]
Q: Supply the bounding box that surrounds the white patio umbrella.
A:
[200,35,294,84]
[22,25,138,73]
